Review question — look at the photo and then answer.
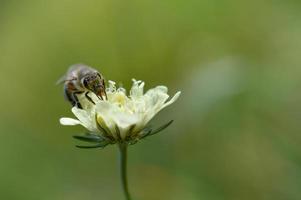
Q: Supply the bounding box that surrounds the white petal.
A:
[141,91,181,127]
[112,112,140,139]
[162,91,181,109]
[72,107,98,132]
[144,86,170,109]
[96,101,140,139]
[95,101,119,138]
[113,113,139,128]
[59,117,81,126]
[154,86,168,93]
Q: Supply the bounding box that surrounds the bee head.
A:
[82,73,106,97]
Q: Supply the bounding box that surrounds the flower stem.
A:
[118,142,132,200]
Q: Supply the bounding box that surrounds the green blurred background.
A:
[1,0,301,199]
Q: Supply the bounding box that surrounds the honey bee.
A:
[58,64,107,109]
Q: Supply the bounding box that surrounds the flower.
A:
[60,79,181,148]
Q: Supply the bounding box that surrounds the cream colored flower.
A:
[60,79,181,148]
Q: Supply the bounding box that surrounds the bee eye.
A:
[83,79,89,88]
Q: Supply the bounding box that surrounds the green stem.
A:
[119,143,132,200]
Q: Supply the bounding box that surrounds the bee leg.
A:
[104,91,108,100]
[85,92,95,105]
[98,79,108,100]
[64,87,79,108]
[97,94,104,100]
[75,102,82,109]
[73,91,83,109]
[102,79,108,100]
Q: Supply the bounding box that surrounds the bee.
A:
[58,64,107,109]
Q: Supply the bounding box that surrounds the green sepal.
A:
[73,133,106,143]
[149,120,174,136]
[75,142,109,149]
[115,125,122,141]
[139,127,153,139]
[73,132,112,149]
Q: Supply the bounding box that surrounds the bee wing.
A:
[56,75,77,85]
[56,75,66,85]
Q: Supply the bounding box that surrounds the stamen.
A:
[107,80,116,93]
[132,79,142,85]
[117,87,126,94]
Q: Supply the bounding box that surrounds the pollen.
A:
[114,92,126,106]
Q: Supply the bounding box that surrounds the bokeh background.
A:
[1,0,301,199]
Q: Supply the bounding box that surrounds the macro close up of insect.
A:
[57,64,107,109]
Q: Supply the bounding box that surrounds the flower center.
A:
[114,92,126,107]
